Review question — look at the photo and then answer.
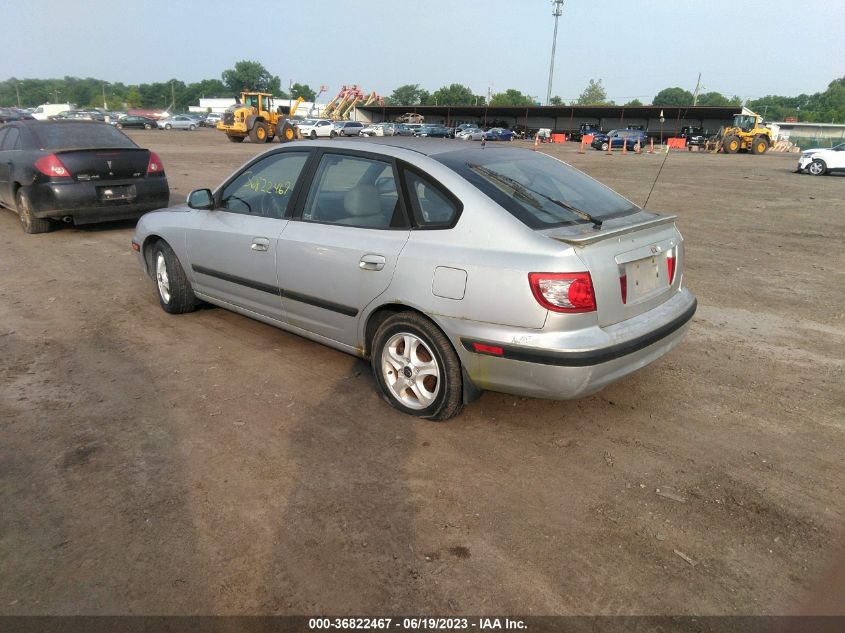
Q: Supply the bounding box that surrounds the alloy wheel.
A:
[380,332,440,410]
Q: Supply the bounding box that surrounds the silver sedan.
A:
[157,115,198,131]
[132,139,696,420]
[457,127,486,141]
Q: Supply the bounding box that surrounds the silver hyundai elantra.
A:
[132,138,696,420]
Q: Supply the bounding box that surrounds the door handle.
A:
[251,237,270,252]
[359,254,386,271]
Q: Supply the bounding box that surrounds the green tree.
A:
[695,91,741,106]
[576,79,609,105]
[549,95,563,105]
[490,89,534,106]
[388,83,429,106]
[653,87,694,106]
[291,83,316,101]
[221,60,281,95]
[427,83,483,106]
[624,98,643,106]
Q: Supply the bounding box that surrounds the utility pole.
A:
[546,0,565,106]
[15,82,21,108]
[102,83,108,110]
[170,81,175,110]
[692,72,701,106]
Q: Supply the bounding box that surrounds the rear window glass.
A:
[435,148,638,229]
[29,123,137,150]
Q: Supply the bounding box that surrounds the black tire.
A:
[144,123,152,129]
[150,240,198,314]
[600,142,609,151]
[371,312,463,421]
[249,122,268,143]
[808,159,827,176]
[751,135,768,155]
[189,124,196,131]
[310,130,317,140]
[330,129,337,138]
[227,135,245,143]
[279,124,295,143]
[723,135,740,154]
[116,123,124,129]
[16,188,50,234]
[165,123,172,130]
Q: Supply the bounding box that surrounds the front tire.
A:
[808,159,827,176]
[16,189,50,234]
[600,142,609,151]
[189,124,196,131]
[116,123,124,129]
[151,241,198,314]
[144,123,152,129]
[249,122,268,143]
[723,135,740,153]
[371,312,463,421]
[310,130,317,140]
[165,123,172,130]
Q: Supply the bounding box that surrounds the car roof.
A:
[302,137,530,158]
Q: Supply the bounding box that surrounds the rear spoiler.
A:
[542,213,677,246]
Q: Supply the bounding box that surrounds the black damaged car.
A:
[0,120,169,233]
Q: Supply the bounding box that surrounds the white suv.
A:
[797,142,845,176]
[297,119,335,139]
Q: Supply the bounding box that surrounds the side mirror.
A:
[187,188,214,210]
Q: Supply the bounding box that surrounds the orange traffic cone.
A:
[622,138,628,154]
[579,138,585,154]
[534,134,539,151]
[648,138,654,154]
[606,138,612,155]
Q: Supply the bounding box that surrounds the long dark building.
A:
[355,104,741,138]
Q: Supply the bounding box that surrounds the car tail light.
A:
[528,272,596,313]
[34,154,71,178]
[667,253,677,285]
[147,151,164,175]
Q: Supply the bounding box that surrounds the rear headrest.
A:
[343,184,380,217]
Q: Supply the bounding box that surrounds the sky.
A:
[3,0,844,103]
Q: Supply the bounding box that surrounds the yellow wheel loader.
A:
[217,92,304,144]
[705,110,773,155]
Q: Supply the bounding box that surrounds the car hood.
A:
[801,148,828,156]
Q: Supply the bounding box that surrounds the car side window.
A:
[0,129,8,149]
[2,128,20,151]
[403,169,460,229]
[219,151,309,219]
[301,153,406,229]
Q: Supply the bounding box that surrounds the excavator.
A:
[217,92,304,143]
[705,108,773,154]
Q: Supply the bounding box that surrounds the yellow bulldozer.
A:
[706,109,773,154]
[217,92,304,143]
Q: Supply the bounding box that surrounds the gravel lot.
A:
[1,129,842,615]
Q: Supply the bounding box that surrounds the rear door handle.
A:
[251,237,270,252]
[359,254,386,271]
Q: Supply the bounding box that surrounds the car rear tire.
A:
[808,159,827,176]
[249,122,268,143]
[371,312,463,421]
[722,135,740,153]
[144,123,152,129]
[16,189,50,234]
[330,130,337,138]
[151,241,198,314]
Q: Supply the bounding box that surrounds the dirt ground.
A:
[0,129,842,616]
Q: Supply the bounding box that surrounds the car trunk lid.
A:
[55,148,151,182]
[540,211,684,327]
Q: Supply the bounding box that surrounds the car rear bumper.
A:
[27,178,170,224]
[442,288,697,400]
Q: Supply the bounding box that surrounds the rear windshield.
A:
[435,148,638,228]
[30,123,137,150]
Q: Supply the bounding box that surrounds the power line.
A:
[546,0,564,106]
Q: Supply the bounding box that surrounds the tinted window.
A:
[220,151,309,219]
[0,128,8,148]
[403,169,460,228]
[302,153,405,229]
[436,149,638,229]
[29,123,137,150]
[1,128,20,151]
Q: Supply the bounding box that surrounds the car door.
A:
[0,127,10,205]
[827,144,845,169]
[186,150,312,321]
[276,150,411,346]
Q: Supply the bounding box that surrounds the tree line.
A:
[1,59,842,123]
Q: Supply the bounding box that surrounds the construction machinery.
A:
[321,85,384,120]
[705,108,773,154]
[217,92,304,144]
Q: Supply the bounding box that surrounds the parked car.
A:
[405,123,423,135]
[0,108,35,123]
[570,124,602,142]
[591,129,647,151]
[796,141,845,176]
[333,121,364,136]
[205,113,222,127]
[31,103,74,120]
[457,127,485,141]
[0,120,169,233]
[680,126,707,151]
[49,110,94,121]
[298,119,335,139]
[114,115,158,130]
[416,124,449,138]
[484,127,515,141]
[360,123,380,137]
[132,139,694,420]
[157,115,198,131]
